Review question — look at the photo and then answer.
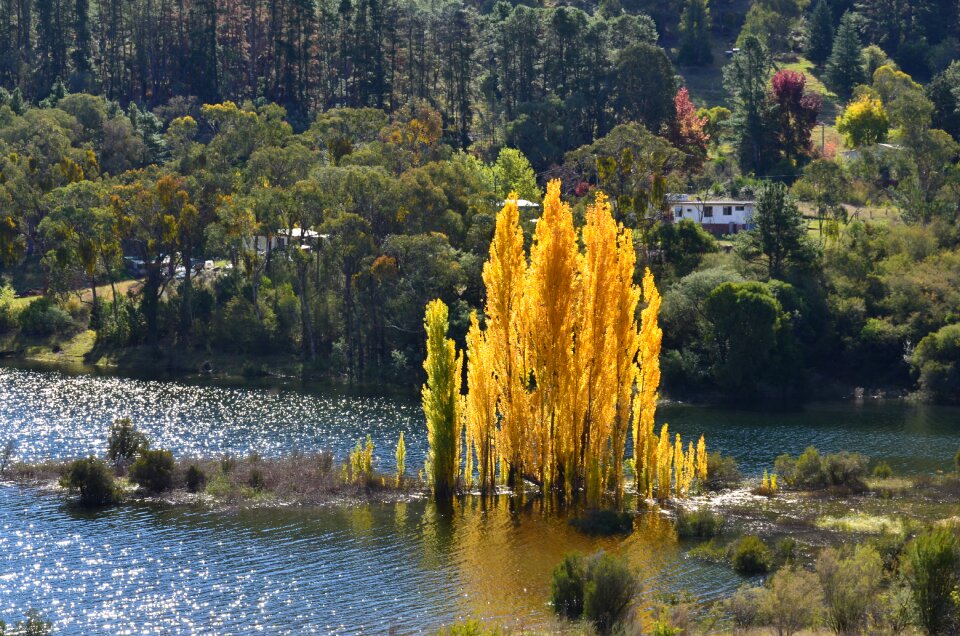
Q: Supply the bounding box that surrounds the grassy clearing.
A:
[815,513,905,535]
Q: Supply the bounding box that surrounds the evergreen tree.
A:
[806,0,834,66]
[825,12,866,99]
[678,0,713,67]
[723,35,774,174]
[70,0,94,91]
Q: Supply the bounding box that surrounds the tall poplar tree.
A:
[422,298,463,498]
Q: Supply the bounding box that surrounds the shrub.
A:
[911,323,960,403]
[583,551,637,635]
[873,461,893,479]
[1,610,52,636]
[437,620,502,636]
[775,537,798,565]
[62,457,118,507]
[955,448,960,473]
[727,584,766,629]
[732,535,773,574]
[550,553,586,619]
[106,418,149,469]
[774,446,868,492]
[816,544,884,634]
[705,451,741,490]
[220,455,236,473]
[757,567,824,636]
[676,508,724,538]
[903,527,960,635]
[248,468,265,491]
[129,449,175,493]
[551,551,637,634]
[185,465,206,492]
[18,296,74,336]
[0,282,17,333]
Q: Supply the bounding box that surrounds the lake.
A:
[0,363,957,633]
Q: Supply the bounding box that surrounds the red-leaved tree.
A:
[668,88,710,169]
[769,70,822,162]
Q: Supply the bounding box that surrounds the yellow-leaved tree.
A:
[423,180,706,505]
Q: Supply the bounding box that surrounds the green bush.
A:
[62,457,118,507]
[757,567,824,636]
[903,527,960,635]
[185,465,206,492]
[550,553,586,619]
[911,323,960,403]
[0,282,17,333]
[705,452,742,491]
[437,620,502,636]
[248,468,265,491]
[550,551,637,634]
[0,610,52,636]
[129,449,175,493]
[873,461,893,479]
[106,418,149,469]
[676,508,724,538]
[18,296,74,336]
[732,535,773,574]
[816,544,884,634]
[955,448,960,473]
[774,446,868,492]
[583,551,637,635]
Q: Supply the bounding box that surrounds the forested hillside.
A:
[1,0,960,403]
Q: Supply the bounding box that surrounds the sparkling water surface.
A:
[1,363,958,633]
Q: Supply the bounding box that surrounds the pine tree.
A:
[825,12,866,99]
[806,0,834,66]
[723,35,775,174]
[422,298,464,498]
[678,0,713,66]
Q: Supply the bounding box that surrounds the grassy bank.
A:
[5,451,425,509]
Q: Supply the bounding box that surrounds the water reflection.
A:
[0,486,745,633]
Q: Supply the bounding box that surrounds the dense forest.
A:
[1,0,960,404]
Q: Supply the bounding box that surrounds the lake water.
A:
[0,363,958,633]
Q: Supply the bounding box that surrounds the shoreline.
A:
[0,350,915,409]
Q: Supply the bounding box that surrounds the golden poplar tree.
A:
[425,182,706,505]
[609,224,641,503]
[422,299,464,498]
[524,180,579,491]
[697,435,708,483]
[465,311,498,493]
[482,194,529,488]
[572,191,619,503]
[634,268,664,499]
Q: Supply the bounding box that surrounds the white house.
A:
[245,227,328,253]
[668,195,756,236]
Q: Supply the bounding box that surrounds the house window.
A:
[676,209,683,218]
[735,205,745,211]
[723,206,733,216]
[703,206,713,217]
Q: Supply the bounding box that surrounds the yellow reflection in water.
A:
[436,496,680,627]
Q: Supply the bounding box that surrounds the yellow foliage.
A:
[424,181,706,504]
